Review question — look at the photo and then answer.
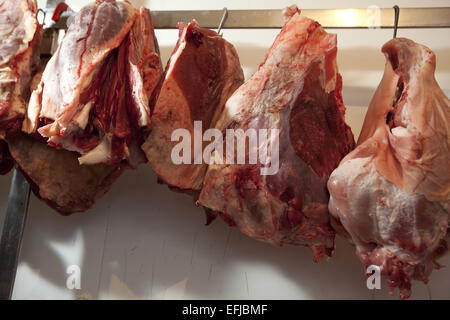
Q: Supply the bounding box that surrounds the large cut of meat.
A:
[0,1,155,214]
[327,38,450,299]
[0,0,42,175]
[25,0,162,167]
[142,20,244,191]
[0,0,41,129]
[198,8,355,261]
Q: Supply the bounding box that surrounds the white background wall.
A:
[0,0,449,299]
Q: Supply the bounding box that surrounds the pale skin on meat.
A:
[0,0,41,126]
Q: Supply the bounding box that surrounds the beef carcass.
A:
[1,1,158,214]
[198,8,355,261]
[7,132,122,214]
[6,69,123,214]
[327,38,450,299]
[142,20,244,191]
[0,0,42,175]
[25,0,162,167]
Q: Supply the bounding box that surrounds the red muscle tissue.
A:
[328,38,450,299]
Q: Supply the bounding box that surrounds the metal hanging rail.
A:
[49,7,450,30]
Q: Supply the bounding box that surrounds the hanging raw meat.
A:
[25,0,162,167]
[327,38,450,299]
[2,0,160,214]
[198,7,355,261]
[142,20,244,191]
[0,0,42,174]
[0,140,13,175]
[5,69,123,214]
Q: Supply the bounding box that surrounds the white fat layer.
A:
[0,0,37,67]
